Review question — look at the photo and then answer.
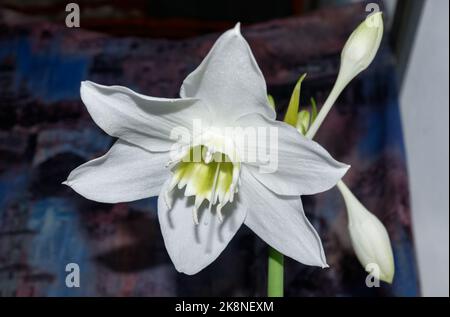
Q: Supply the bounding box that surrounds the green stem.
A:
[305,74,348,140]
[267,247,284,297]
[266,66,346,297]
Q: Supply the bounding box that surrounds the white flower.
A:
[337,182,395,283]
[64,23,349,275]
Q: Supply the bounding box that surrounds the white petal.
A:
[180,23,275,124]
[235,113,349,196]
[64,140,169,203]
[157,179,247,275]
[80,81,210,152]
[240,167,327,267]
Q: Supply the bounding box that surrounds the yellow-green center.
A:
[165,145,240,224]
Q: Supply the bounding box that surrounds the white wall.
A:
[400,0,449,297]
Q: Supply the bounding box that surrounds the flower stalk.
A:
[304,12,394,283]
[267,74,308,297]
[268,247,284,297]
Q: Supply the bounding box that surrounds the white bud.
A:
[338,12,384,87]
[337,181,395,284]
[306,13,384,139]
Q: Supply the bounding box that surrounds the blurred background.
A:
[0,0,447,296]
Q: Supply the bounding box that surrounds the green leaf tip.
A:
[284,73,307,127]
[267,94,276,110]
[296,110,311,135]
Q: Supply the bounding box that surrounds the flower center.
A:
[164,145,240,224]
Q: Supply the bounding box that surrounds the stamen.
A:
[231,163,240,187]
[165,145,190,168]
[195,195,204,210]
[164,174,181,209]
[204,147,214,164]
[208,162,221,212]
[165,157,181,169]
[213,190,219,205]
[216,203,224,223]
[184,182,196,197]
[164,190,173,209]
[165,145,240,225]
[164,161,173,168]
[168,177,179,192]
[228,186,235,203]
[192,207,199,225]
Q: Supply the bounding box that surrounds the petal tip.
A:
[339,163,351,179]
[234,22,241,34]
[80,80,90,87]
[81,80,101,92]
[176,265,200,276]
[80,80,94,93]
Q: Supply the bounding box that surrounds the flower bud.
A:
[337,181,395,283]
[296,110,310,135]
[305,13,383,139]
[338,12,384,87]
